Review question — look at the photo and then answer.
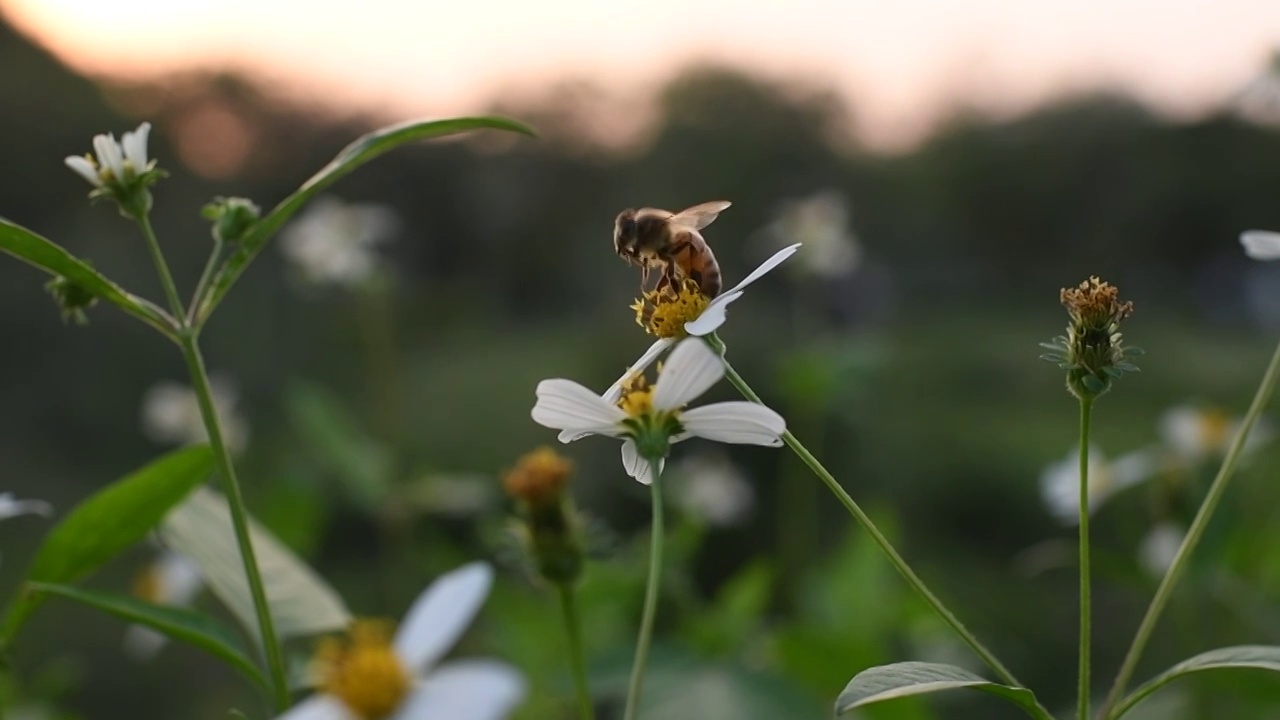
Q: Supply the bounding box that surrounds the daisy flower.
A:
[124,550,206,660]
[669,450,755,526]
[64,122,162,215]
[1040,445,1159,525]
[279,562,525,720]
[279,196,400,288]
[532,338,786,484]
[140,376,248,453]
[0,493,53,523]
[1159,404,1271,465]
[763,190,861,280]
[1241,230,1280,261]
[1138,522,1185,578]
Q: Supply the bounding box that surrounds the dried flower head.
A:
[503,447,584,585]
[1041,276,1142,400]
[502,447,573,509]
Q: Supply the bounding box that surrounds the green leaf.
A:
[1039,353,1065,363]
[0,218,178,336]
[1116,362,1141,373]
[835,662,1053,719]
[160,487,351,641]
[27,582,266,691]
[198,116,535,321]
[1114,645,1280,718]
[2,446,214,640]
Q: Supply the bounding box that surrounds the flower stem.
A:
[1077,397,1094,720]
[180,333,291,711]
[708,338,1024,691]
[623,457,665,720]
[558,583,596,720]
[188,238,224,327]
[138,214,186,320]
[1097,338,1280,719]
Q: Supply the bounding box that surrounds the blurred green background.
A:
[4,10,1280,720]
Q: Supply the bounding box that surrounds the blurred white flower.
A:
[280,562,525,720]
[64,122,154,189]
[1138,522,1185,578]
[124,550,206,660]
[1159,405,1271,465]
[763,190,861,279]
[533,338,786,484]
[0,493,52,522]
[1040,445,1159,525]
[669,450,755,526]
[140,377,248,453]
[1241,230,1280,261]
[280,196,400,287]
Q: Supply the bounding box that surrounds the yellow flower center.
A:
[1199,408,1231,452]
[617,368,658,417]
[315,620,412,720]
[132,565,163,604]
[503,446,574,507]
[631,279,712,339]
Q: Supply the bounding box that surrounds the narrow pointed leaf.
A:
[27,582,266,691]
[160,486,351,641]
[198,116,535,320]
[835,662,1053,719]
[2,446,214,640]
[1114,646,1280,717]
[0,218,178,336]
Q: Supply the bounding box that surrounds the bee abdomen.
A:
[700,263,722,298]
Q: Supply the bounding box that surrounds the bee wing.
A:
[670,201,731,231]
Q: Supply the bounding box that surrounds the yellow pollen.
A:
[315,619,412,720]
[632,279,712,339]
[1199,408,1232,452]
[503,446,573,507]
[617,369,657,417]
[131,565,163,604]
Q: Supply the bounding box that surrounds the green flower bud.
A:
[45,274,99,326]
[201,196,261,244]
[1041,276,1142,401]
[503,447,585,586]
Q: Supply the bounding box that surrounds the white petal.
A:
[684,291,742,337]
[651,339,723,410]
[604,339,675,405]
[64,156,102,186]
[532,379,628,437]
[394,562,493,672]
[721,243,801,296]
[122,122,152,170]
[391,660,526,720]
[1107,449,1159,493]
[275,695,353,720]
[0,493,53,521]
[94,133,126,179]
[679,402,786,446]
[122,624,167,660]
[1241,230,1280,261]
[153,551,205,605]
[1138,523,1184,577]
[621,439,664,485]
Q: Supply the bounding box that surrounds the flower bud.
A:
[503,447,584,586]
[1041,276,1142,400]
[201,196,261,244]
[45,274,98,325]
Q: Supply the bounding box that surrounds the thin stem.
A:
[558,583,596,720]
[137,214,186,320]
[623,457,665,720]
[188,238,224,327]
[180,333,291,710]
[1077,397,1094,720]
[710,339,1025,691]
[1098,339,1280,719]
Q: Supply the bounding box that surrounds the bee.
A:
[613,201,732,298]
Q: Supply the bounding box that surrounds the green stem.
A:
[179,332,291,711]
[1077,398,1094,720]
[1097,339,1280,719]
[623,457,665,720]
[558,583,596,720]
[137,214,186,320]
[188,238,224,326]
[707,336,1025,691]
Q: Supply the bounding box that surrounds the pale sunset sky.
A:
[5,0,1280,149]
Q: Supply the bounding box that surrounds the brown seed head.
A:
[503,446,573,508]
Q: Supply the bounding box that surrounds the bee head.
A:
[614,209,639,257]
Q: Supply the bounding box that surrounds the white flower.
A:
[532,338,786,484]
[140,376,248,453]
[1138,522,1185,578]
[279,562,525,720]
[124,550,206,660]
[669,450,755,526]
[1159,405,1271,464]
[1040,445,1158,524]
[1241,230,1280,261]
[280,196,400,287]
[764,191,860,279]
[0,493,53,522]
[64,122,154,188]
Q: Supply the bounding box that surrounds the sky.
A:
[5,0,1280,149]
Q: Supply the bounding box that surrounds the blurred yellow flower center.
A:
[504,446,574,507]
[315,620,411,720]
[617,368,657,417]
[631,280,711,339]
[1199,408,1231,452]
[131,564,163,604]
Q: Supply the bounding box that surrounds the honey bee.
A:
[613,201,732,298]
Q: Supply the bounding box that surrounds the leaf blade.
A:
[0,218,177,335]
[1114,645,1280,718]
[2,446,214,640]
[27,581,266,690]
[199,116,534,320]
[835,662,1053,719]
